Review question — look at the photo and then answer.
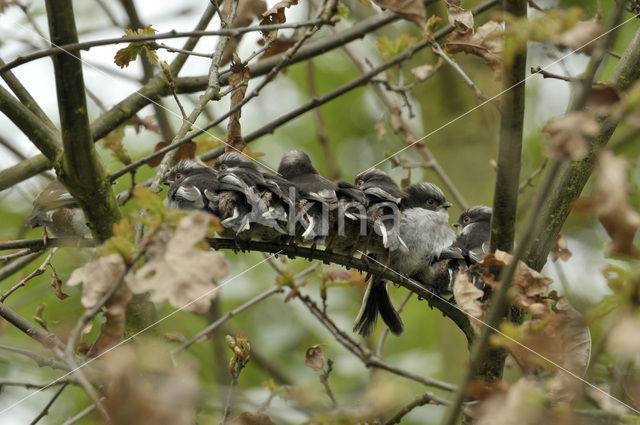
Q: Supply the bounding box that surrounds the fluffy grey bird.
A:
[354,181,456,337]
[26,180,89,238]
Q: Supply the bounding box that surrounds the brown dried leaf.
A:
[587,85,622,115]
[305,344,325,371]
[453,269,485,334]
[552,19,603,54]
[260,0,298,26]
[372,0,426,27]
[593,150,640,257]
[445,2,474,32]
[551,233,572,262]
[103,344,199,425]
[173,142,197,162]
[445,20,504,78]
[258,36,298,60]
[221,0,268,65]
[50,267,69,300]
[543,111,600,160]
[228,412,277,425]
[226,53,250,153]
[131,213,229,314]
[552,297,591,377]
[92,283,133,356]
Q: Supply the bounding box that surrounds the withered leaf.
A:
[593,150,640,257]
[68,254,133,308]
[446,20,504,78]
[372,0,426,27]
[228,412,277,425]
[305,344,325,371]
[453,269,485,334]
[587,85,622,115]
[552,19,603,54]
[147,141,197,167]
[551,233,572,262]
[67,254,134,354]
[542,111,600,160]
[220,0,268,65]
[50,266,69,300]
[131,213,229,314]
[445,1,474,32]
[552,297,591,377]
[258,36,298,60]
[260,0,298,26]
[226,53,250,153]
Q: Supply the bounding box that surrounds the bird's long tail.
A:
[353,276,403,337]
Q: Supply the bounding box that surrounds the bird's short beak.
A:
[163,178,173,186]
[441,202,452,209]
[453,222,460,228]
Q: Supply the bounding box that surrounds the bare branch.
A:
[1,248,57,302]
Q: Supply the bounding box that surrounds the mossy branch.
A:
[45,0,121,242]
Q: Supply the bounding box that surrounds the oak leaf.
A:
[131,213,229,314]
[372,0,426,27]
[453,269,485,333]
[445,20,504,78]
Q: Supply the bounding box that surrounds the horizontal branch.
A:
[207,238,474,344]
[0,18,339,74]
[0,302,65,349]
[0,238,94,251]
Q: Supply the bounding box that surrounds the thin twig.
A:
[296,292,457,392]
[431,42,489,102]
[384,390,450,425]
[518,158,549,193]
[0,238,94,251]
[0,378,73,389]
[376,293,412,357]
[172,285,283,355]
[60,402,98,425]
[0,248,34,263]
[1,248,57,302]
[29,382,69,425]
[0,344,70,371]
[320,359,338,407]
[149,0,241,191]
[531,66,607,86]
[0,19,339,74]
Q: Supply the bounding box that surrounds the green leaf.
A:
[133,186,166,217]
[114,25,158,68]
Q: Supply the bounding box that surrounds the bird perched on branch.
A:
[442,206,492,293]
[354,181,456,337]
[26,180,89,238]
[164,159,220,213]
[213,152,290,240]
[277,150,339,244]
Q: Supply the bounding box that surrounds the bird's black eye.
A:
[356,179,364,187]
[175,172,183,180]
[427,199,435,205]
[463,216,471,223]
[219,164,227,171]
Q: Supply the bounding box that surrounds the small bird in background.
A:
[26,180,90,238]
[452,205,492,263]
[354,181,456,337]
[443,206,492,292]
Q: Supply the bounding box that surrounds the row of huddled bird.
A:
[164,150,493,336]
[25,150,491,337]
